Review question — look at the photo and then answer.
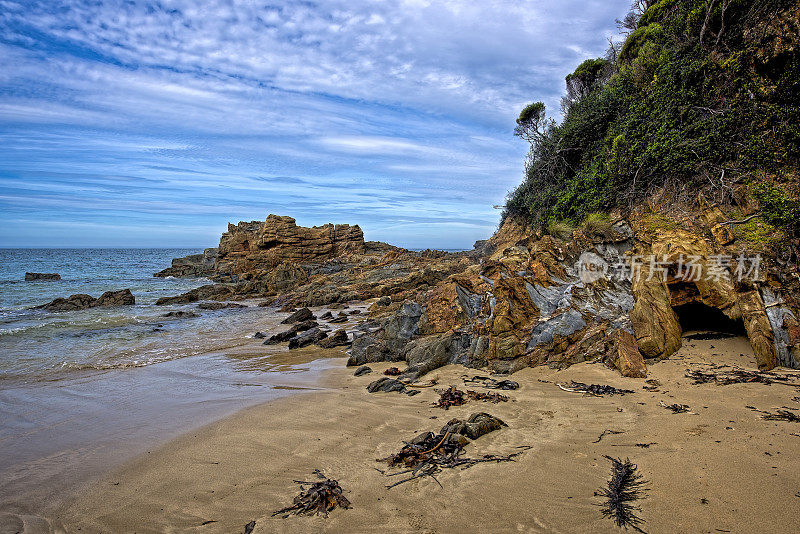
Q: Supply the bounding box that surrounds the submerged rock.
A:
[25,272,60,281]
[37,289,135,311]
[197,301,246,310]
[162,310,199,318]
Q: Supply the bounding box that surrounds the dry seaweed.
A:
[593,429,625,443]
[685,367,797,387]
[435,386,467,409]
[384,367,402,376]
[746,406,800,422]
[462,375,520,390]
[659,401,692,414]
[378,413,525,488]
[596,456,648,533]
[558,381,634,396]
[272,474,351,518]
[466,390,509,403]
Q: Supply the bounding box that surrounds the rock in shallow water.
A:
[25,272,60,281]
[318,329,349,348]
[288,327,328,349]
[197,301,246,310]
[36,289,135,311]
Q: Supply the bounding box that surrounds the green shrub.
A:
[547,220,576,240]
[583,211,613,235]
[752,183,800,229]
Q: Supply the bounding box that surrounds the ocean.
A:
[0,248,343,521]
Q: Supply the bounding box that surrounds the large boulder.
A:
[282,307,314,324]
[288,327,328,349]
[606,329,647,378]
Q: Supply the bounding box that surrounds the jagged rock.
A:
[366,377,406,393]
[163,311,199,318]
[156,284,235,305]
[214,215,365,280]
[607,329,647,378]
[353,365,372,376]
[264,320,319,344]
[154,248,217,278]
[376,296,391,306]
[37,289,135,311]
[282,307,313,324]
[197,301,246,310]
[329,315,348,323]
[254,331,267,339]
[318,329,349,348]
[25,272,60,281]
[319,311,333,320]
[288,327,328,349]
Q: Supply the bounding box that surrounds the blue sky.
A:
[0,0,629,249]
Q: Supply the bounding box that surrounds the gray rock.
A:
[281,307,314,324]
[25,272,61,281]
[264,320,319,344]
[366,377,406,393]
[354,365,372,376]
[197,301,246,310]
[37,289,135,311]
[318,329,349,348]
[288,327,328,349]
[163,311,199,318]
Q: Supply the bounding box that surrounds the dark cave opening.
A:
[673,301,747,337]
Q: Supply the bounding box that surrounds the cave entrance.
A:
[673,301,747,338]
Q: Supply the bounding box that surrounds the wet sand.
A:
[47,334,800,533]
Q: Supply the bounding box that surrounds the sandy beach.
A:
[44,334,800,534]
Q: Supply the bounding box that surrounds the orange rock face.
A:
[214,214,365,279]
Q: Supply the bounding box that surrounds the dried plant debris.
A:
[384,367,403,376]
[594,429,625,443]
[659,401,693,414]
[272,472,351,518]
[466,390,509,403]
[746,406,800,422]
[685,367,797,387]
[557,381,634,396]
[378,413,527,488]
[596,456,648,533]
[435,386,467,410]
[642,379,661,392]
[462,375,520,390]
[434,386,511,409]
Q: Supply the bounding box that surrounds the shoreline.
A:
[49,334,800,533]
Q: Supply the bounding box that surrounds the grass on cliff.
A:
[504,0,800,234]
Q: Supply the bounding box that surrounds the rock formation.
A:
[153,198,800,379]
[154,248,217,278]
[25,272,61,281]
[37,289,135,311]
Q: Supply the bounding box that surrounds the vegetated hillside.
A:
[505,0,799,236]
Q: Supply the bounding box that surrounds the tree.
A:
[514,102,548,144]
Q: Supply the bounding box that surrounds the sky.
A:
[0,0,630,249]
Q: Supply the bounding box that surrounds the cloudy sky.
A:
[0,0,629,249]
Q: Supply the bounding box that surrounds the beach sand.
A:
[46,335,800,533]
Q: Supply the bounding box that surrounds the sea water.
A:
[0,248,340,521]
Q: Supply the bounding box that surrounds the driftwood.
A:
[596,456,648,533]
[746,406,800,422]
[272,473,351,518]
[686,367,798,387]
[558,381,634,396]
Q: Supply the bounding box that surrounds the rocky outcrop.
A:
[25,272,60,281]
[37,289,135,311]
[154,248,217,278]
[214,215,365,281]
